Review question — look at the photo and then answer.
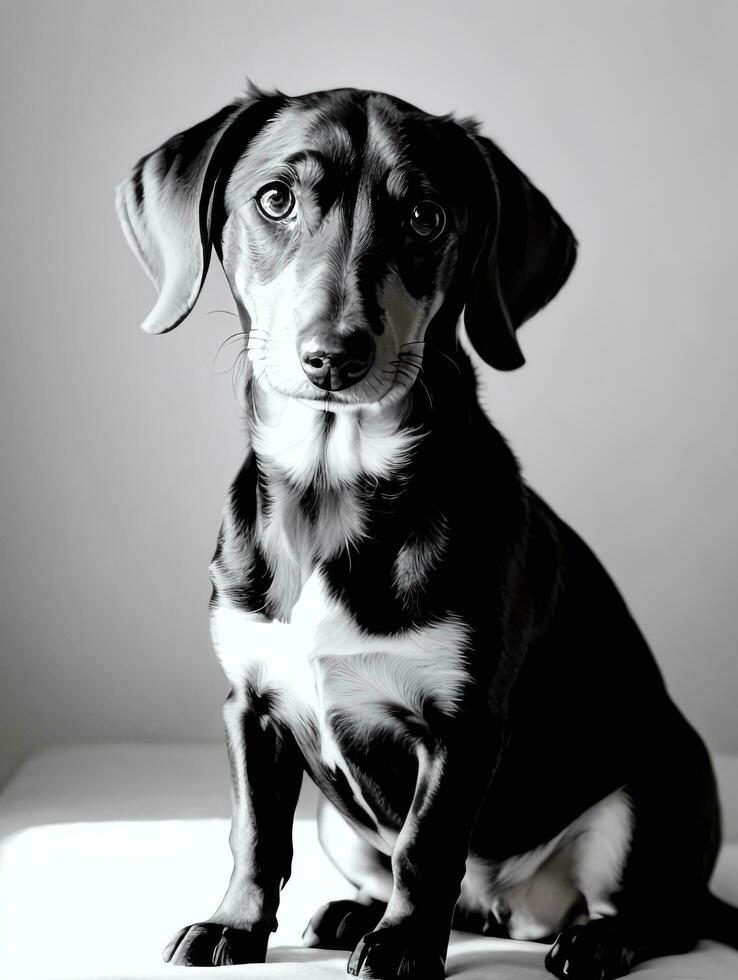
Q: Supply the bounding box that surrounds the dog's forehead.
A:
[225,94,453,209]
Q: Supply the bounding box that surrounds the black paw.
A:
[545,920,635,980]
[347,927,445,979]
[163,921,269,966]
[302,899,385,951]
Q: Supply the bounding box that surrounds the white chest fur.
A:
[211,571,471,741]
[250,391,420,490]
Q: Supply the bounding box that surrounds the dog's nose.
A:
[299,331,374,391]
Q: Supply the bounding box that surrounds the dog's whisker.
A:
[211,332,247,371]
[417,378,434,410]
[425,345,462,377]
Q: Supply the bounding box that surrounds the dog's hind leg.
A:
[303,796,389,950]
[546,717,723,979]
[164,689,303,967]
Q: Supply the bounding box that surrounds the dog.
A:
[116,83,738,979]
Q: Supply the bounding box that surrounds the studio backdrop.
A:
[0,0,736,786]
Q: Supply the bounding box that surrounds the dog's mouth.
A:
[249,351,423,412]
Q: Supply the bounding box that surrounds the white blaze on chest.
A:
[251,393,420,489]
[211,570,471,731]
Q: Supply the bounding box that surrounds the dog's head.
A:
[117,85,576,407]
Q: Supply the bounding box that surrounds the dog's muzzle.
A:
[298,329,374,392]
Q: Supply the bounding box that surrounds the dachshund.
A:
[116,83,738,979]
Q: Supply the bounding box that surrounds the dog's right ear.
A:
[115,90,283,334]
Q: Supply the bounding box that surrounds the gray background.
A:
[1,0,736,787]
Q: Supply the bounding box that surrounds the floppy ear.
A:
[115,92,282,334]
[463,134,577,370]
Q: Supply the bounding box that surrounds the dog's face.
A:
[117,86,577,405]
[221,94,467,406]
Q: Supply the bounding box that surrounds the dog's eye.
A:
[407,201,446,242]
[256,181,296,221]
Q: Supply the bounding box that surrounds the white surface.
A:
[0,743,737,980]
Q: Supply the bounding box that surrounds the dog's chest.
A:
[211,571,471,764]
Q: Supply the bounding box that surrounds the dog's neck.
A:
[248,384,421,492]
[242,379,436,620]
[241,356,483,621]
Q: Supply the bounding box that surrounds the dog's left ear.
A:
[116,92,283,334]
[462,134,577,370]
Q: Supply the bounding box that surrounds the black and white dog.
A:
[117,85,738,979]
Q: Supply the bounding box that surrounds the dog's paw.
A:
[163,921,269,966]
[545,920,635,980]
[347,927,445,979]
[302,898,385,950]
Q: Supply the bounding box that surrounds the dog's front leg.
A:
[348,719,500,980]
[163,687,303,967]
